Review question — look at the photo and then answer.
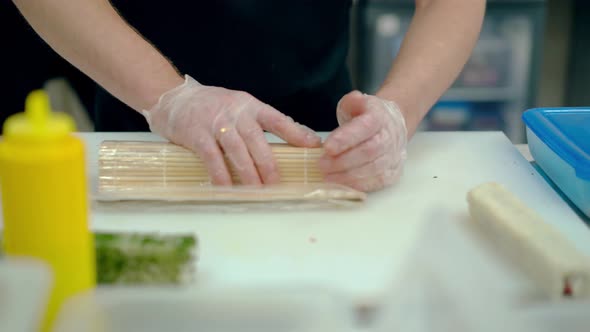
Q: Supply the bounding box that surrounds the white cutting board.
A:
[79,131,590,304]
[4,132,590,306]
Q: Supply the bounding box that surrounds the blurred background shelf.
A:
[351,0,547,143]
[5,0,587,145]
[440,88,520,103]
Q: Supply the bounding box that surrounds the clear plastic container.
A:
[371,203,590,332]
[0,259,52,332]
[53,287,356,332]
[523,108,590,218]
[510,301,590,332]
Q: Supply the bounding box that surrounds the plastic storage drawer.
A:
[522,108,590,218]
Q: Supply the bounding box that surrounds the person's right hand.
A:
[142,75,322,186]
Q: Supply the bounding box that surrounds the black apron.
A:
[95,1,353,132]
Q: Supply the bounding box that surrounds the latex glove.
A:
[319,91,408,192]
[142,75,321,185]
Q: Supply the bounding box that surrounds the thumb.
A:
[336,90,368,125]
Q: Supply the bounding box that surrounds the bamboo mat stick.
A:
[97,183,365,202]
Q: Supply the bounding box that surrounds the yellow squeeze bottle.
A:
[0,90,95,331]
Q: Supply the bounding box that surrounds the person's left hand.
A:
[319,91,408,192]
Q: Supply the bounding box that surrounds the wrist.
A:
[139,72,185,112]
[141,75,205,131]
[140,74,187,132]
[375,88,419,138]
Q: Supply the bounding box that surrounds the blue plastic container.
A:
[522,108,590,218]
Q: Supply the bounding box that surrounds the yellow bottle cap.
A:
[3,90,76,142]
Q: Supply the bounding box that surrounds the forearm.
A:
[12,0,183,111]
[376,0,485,136]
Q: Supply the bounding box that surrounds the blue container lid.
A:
[523,108,590,180]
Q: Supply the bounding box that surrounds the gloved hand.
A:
[142,75,322,186]
[319,91,408,192]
